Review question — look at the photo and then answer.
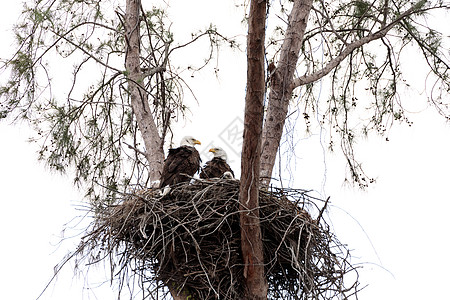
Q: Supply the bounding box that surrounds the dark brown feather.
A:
[199,158,234,179]
[160,145,201,188]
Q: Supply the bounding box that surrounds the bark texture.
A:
[260,0,313,187]
[239,0,268,299]
[125,2,189,298]
[125,0,164,182]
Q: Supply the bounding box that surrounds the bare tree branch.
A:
[291,3,423,89]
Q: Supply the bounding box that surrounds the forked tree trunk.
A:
[239,0,268,299]
[259,0,313,187]
[125,0,164,182]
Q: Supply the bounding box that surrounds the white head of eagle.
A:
[200,147,234,179]
[180,136,201,147]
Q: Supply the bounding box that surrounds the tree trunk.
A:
[125,2,192,299]
[259,0,313,187]
[239,0,268,299]
[125,0,164,182]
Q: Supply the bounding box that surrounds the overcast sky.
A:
[1,1,450,299]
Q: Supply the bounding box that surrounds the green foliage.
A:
[1,0,232,205]
[269,0,450,187]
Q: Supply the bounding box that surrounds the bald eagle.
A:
[159,136,201,188]
[200,147,234,179]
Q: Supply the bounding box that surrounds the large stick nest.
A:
[78,179,360,299]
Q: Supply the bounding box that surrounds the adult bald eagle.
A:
[159,136,201,188]
[200,147,234,179]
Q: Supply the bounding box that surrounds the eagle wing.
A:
[200,158,234,179]
[160,146,201,188]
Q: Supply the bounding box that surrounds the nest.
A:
[77,179,360,299]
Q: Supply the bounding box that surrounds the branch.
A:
[123,141,146,157]
[291,3,425,89]
[52,36,121,73]
[292,31,385,88]
[40,21,122,73]
[316,196,330,224]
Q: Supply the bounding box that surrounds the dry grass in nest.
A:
[74,179,360,299]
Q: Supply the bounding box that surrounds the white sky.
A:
[1,1,450,299]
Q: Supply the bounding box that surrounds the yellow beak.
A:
[193,139,201,145]
[209,148,216,153]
